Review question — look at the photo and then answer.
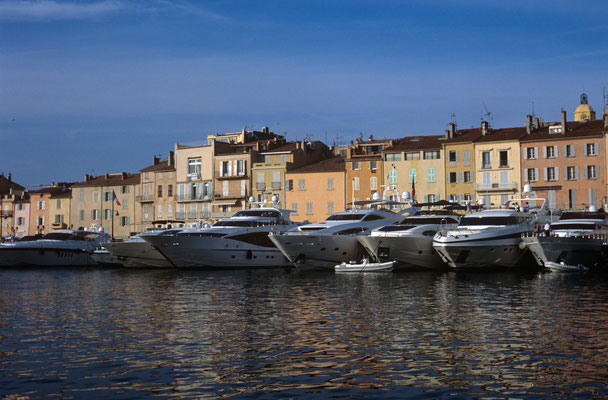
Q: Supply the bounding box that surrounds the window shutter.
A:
[570,145,575,157]
[543,168,548,181]
[534,168,539,181]
[460,172,464,183]
[424,194,428,203]
[555,167,559,180]
[596,165,600,178]
[563,167,568,180]
[583,145,588,156]
[455,151,459,161]
[595,143,599,155]
[575,166,579,179]
[584,166,588,179]
[563,145,567,157]
[543,146,547,158]
[523,149,528,160]
[524,168,529,182]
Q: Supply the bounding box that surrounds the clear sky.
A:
[1,0,607,187]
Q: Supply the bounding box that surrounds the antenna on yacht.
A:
[248,196,255,209]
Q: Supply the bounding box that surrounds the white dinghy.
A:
[544,261,590,272]
[334,258,395,273]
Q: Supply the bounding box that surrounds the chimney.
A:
[84,174,90,182]
[481,120,489,136]
[445,129,450,139]
[561,110,567,133]
[153,155,160,165]
[8,173,11,182]
[121,172,128,180]
[449,122,456,138]
[533,117,540,130]
[604,105,608,129]
[262,126,269,134]
[368,134,374,141]
[104,173,109,179]
[526,114,533,134]
[168,151,174,167]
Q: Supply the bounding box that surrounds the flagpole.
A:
[111,196,114,240]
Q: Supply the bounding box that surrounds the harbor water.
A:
[1,267,608,399]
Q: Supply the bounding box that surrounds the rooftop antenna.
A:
[603,87,607,107]
[482,103,493,126]
[530,101,535,119]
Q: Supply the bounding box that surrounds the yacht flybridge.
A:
[433,190,551,269]
[143,196,300,268]
[269,188,417,270]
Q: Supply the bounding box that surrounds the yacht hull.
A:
[523,236,608,270]
[144,235,290,268]
[103,241,173,268]
[357,235,446,269]
[269,234,363,270]
[0,247,96,267]
[433,237,533,269]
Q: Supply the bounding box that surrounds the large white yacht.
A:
[522,207,608,271]
[357,206,462,269]
[102,228,186,268]
[433,195,551,269]
[0,228,110,267]
[142,200,300,268]
[268,191,413,270]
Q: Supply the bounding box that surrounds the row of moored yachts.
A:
[1,191,607,272]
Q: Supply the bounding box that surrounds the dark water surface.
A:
[1,268,608,399]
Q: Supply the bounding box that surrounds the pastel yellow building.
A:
[382,135,446,203]
[285,156,346,223]
[49,186,72,231]
[473,121,527,207]
[443,123,482,204]
[138,152,178,230]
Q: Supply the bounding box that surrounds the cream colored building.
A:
[473,121,527,207]
[139,152,178,230]
[71,173,141,239]
[49,186,72,231]
[443,123,483,204]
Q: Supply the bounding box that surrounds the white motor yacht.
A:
[522,207,608,271]
[143,205,300,268]
[0,229,110,267]
[433,197,550,269]
[357,206,462,269]
[268,203,410,270]
[103,229,187,268]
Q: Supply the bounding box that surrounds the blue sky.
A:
[1,0,607,187]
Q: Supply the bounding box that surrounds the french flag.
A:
[112,191,121,206]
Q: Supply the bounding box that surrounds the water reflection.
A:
[0,268,607,398]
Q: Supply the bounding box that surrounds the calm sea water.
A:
[1,267,608,399]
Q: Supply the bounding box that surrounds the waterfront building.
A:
[285,156,346,223]
[28,187,53,235]
[70,173,141,239]
[0,173,26,239]
[251,141,328,209]
[174,142,215,226]
[520,110,607,210]
[138,152,178,231]
[346,136,394,206]
[12,194,30,239]
[473,121,527,207]
[206,127,278,145]
[382,135,446,204]
[48,184,72,231]
[443,123,483,204]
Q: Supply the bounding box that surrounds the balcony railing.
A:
[135,194,155,202]
[0,210,14,218]
[256,183,265,190]
[175,193,211,202]
[210,211,237,219]
[271,182,281,189]
[176,212,186,219]
[475,181,519,192]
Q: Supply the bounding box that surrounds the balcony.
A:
[176,211,186,220]
[175,194,211,202]
[0,210,13,218]
[136,194,155,203]
[256,183,265,190]
[271,182,282,190]
[217,173,247,180]
[210,211,237,219]
[214,191,245,200]
[475,181,519,192]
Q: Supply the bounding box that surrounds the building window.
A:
[370,161,377,170]
[103,209,111,220]
[256,172,265,190]
[56,199,61,209]
[424,151,440,160]
[327,178,334,190]
[280,154,286,163]
[427,168,435,183]
[585,143,598,156]
[168,185,173,197]
[265,155,271,163]
[566,166,578,180]
[80,189,84,202]
[568,189,576,209]
[448,172,458,183]
[327,201,334,214]
[463,171,472,183]
[144,172,149,180]
[564,145,575,158]
[385,153,401,161]
[463,194,472,202]
[306,202,313,215]
[121,186,129,194]
[448,151,457,163]
[463,150,470,166]
[37,201,45,210]
[122,199,128,210]
[157,185,163,198]
[292,203,298,214]
[586,165,598,179]
[188,158,201,175]
[120,216,130,227]
[525,168,538,182]
[221,161,231,177]
[223,181,229,196]
[144,206,149,220]
[482,151,491,169]
[405,152,420,160]
[388,169,397,185]
[545,167,557,181]
[104,191,111,202]
[237,160,246,175]
[545,146,557,158]
[298,179,306,190]
[353,177,360,190]
[525,147,537,160]
[80,210,84,221]
[370,176,377,191]
[157,172,163,180]
[499,151,509,167]
[91,209,99,221]
[157,205,162,218]
[408,169,416,183]
[352,162,359,170]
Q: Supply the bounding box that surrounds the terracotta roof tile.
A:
[520,119,605,142]
[287,156,346,173]
[140,159,175,173]
[72,173,140,188]
[384,135,445,151]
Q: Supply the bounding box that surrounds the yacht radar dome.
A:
[402,191,411,202]
[589,205,598,212]
[372,192,381,201]
[271,194,279,204]
[248,196,255,204]
[523,184,532,194]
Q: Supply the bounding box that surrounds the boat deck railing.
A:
[522,232,608,240]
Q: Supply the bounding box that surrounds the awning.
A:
[212,199,238,205]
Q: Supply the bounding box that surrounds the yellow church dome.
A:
[574,93,596,121]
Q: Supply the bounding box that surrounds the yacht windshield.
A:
[233,210,281,218]
[552,223,601,230]
[41,232,74,240]
[326,214,365,221]
[459,216,525,226]
[400,217,459,225]
[213,220,276,227]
